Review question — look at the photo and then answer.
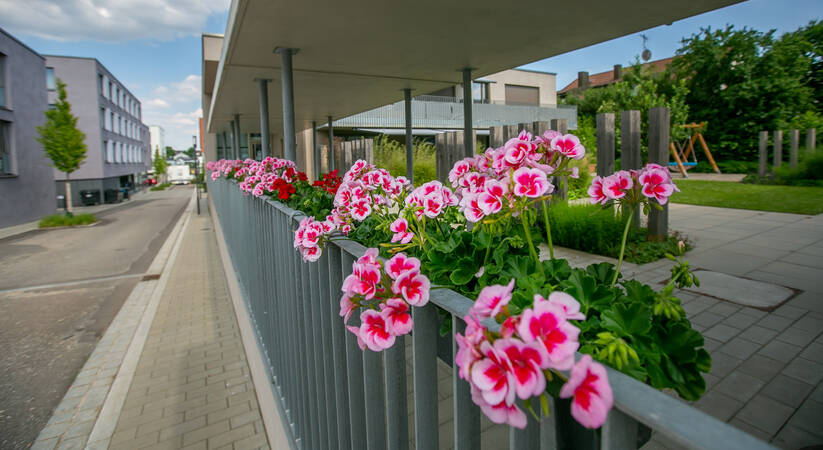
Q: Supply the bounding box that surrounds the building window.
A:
[106,140,113,163]
[100,107,106,130]
[472,82,489,103]
[0,120,11,174]
[0,53,6,108]
[98,74,104,96]
[504,84,539,106]
[46,67,56,91]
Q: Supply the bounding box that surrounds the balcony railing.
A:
[331,96,578,130]
[208,177,775,450]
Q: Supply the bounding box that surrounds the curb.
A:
[30,191,195,450]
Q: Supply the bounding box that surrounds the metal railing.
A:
[209,177,775,450]
[332,97,578,130]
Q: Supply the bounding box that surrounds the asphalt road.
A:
[0,186,192,449]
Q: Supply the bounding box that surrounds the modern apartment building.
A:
[149,125,165,160]
[45,56,151,205]
[0,27,56,228]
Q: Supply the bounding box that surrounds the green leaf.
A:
[561,271,615,315]
[450,262,475,286]
[601,303,653,337]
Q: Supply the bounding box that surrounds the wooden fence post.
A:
[548,119,570,202]
[518,122,534,134]
[596,113,615,177]
[550,119,569,134]
[320,144,329,174]
[489,126,504,148]
[807,128,817,154]
[533,121,550,136]
[773,130,783,167]
[365,138,374,164]
[758,131,768,177]
[435,133,446,182]
[790,129,799,169]
[648,107,670,241]
[621,110,641,227]
[504,125,519,141]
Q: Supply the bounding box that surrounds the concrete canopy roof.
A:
[208,0,742,135]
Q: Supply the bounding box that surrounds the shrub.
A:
[689,159,758,174]
[373,135,437,183]
[151,183,172,191]
[544,204,690,264]
[742,151,823,186]
[39,213,97,228]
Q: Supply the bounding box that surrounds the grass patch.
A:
[541,204,690,264]
[671,179,823,215]
[150,183,172,191]
[373,135,437,183]
[39,213,97,228]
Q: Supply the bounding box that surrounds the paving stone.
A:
[723,311,761,330]
[758,340,802,364]
[793,315,823,333]
[207,422,256,449]
[717,337,760,360]
[713,371,765,403]
[735,394,794,435]
[772,304,808,320]
[703,324,741,343]
[692,311,725,329]
[736,325,778,345]
[707,302,741,317]
[776,327,819,347]
[727,419,772,443]
[757,314,795,332]
[773,424,823,450]
[783,357,823,385]
[709,354,743,378]
[789,399,823,436]
[181,419,230,446]
[694,389,744,422]
[799,342,823,361]
[761,374,814,409]
[702,337,722,353]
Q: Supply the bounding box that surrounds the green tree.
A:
[153,148,169,182]
[184,146,196,159]
[670,25,814,160]
[165,146,175,159]
[37,79,87,215]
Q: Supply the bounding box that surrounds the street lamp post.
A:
[193,135,200,215]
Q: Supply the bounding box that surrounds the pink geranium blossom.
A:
[588,176,608,205]
[380,298,413,336]
[512,167,553,198]
[602,171,633,200]
[496,338,547,399]
[471,340,516,407]
[471,279,515,319]
[547,292,585,321]
[551,134,586,159]
[517,295,580,370]
[639,167,678,205]
[392,269,430,306]
[559,355,613,429]
[359,309,395,351]
[471,385,527,429]
[389,217,413,244]
[385,253,421,280]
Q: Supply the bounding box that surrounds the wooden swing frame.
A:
[669,122,721,178]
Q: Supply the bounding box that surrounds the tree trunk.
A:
[65,172,72,215]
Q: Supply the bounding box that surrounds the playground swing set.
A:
[668,122,721,178]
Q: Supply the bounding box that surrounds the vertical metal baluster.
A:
[301,259,320,448]
[293,240,310,447]
[601,408,638,450]
[318,250,339,450]
[412,303,439,449]
[539,397,560,450]
[363,343,387,450]
[342,251,367,449]
[452,315,480,450]
[328,245,352,450]
[384,336,408,450]
[510,402,540,449]
[309,264,329,447]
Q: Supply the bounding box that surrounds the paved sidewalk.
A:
[107,213,269,450]
[547,204,823,449]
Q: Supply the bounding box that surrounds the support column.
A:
[312,121,320,179]
[257,79,271,159]
[328,116,335,172]
[596,113,615,177]
[758,131,768,177]
[404,88,414,183]
[277,48,298,162]
[232,117,241,160]
[773,130,783,167]
[462,68,474,158]
[648,107,670,241]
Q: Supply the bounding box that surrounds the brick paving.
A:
[108,213,269,450]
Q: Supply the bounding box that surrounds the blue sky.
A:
[0,0,819,148]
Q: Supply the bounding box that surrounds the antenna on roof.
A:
[641,34,652,62]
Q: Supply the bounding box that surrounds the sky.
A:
[0,0,819,149]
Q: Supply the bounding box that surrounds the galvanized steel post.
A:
[257,79,271,159]
[277,48,298,162]
[404,88,414,183]
[313,121,320,179]
[328,116,336,172]
[462,68,474,158]
[232,114,241,159]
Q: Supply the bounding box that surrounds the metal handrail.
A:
[208,177,775,450]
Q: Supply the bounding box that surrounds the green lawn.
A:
[671,180,823,215]
[39,213,98,228]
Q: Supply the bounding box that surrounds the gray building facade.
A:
[0,27,56,228]
[45,56,150,206]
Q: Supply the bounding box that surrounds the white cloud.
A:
[0,0,229,42]
[142,74,202,149]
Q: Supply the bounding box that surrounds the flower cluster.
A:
[312,169,343,195]
[293,216,335,262]
[456,282,613,429]
[589,163,679,206]
[403,180,459,220]
[331,160,409,231]
[205,157,305,199]
[340,249,430,351]
[449,130,584,223]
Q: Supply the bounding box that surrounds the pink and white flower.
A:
[551,134,586,160]
[471,385,527,429]
[389,217,413,244]
[392,269,430,306]
[380,298,413,336]
[602,170,633,200]
[588,176,608,205]
[496,338,547,399]
[471,279,515,319]
[385,253,421,280]
[639,166,678,205]
[471,340,516,407]
[512,167,553,198]
[547,292,585,321]
[559,355,613,429]
[358,309,395,351]
[517,295,580,370]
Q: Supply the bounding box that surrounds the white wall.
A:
[482,69,557,106]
